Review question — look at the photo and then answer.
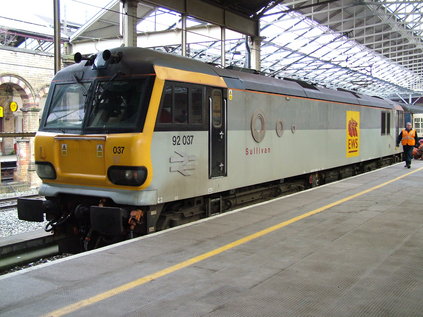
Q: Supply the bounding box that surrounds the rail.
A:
[0,194,39,210]
[0,230,69,273]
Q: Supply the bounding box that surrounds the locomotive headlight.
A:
[107,166,147,186]
[35,162,56,180]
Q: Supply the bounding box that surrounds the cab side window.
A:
[156,82,205,130]
[159,86,172,123]
[381,111,391,135]
[174,87,188,123]
[190,87,203,124]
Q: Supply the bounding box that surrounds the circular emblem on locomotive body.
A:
[275,120,284,137]
[251,110,266,143]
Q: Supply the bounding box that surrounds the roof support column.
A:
[181,13,187,57]
[53,0,61,74]
[221,26,226,67]
[122,0,138,47]
[250,36,261,71]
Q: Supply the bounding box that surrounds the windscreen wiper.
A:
[73,73,88,96]
[48,109,82,124]
[92,72,126,108]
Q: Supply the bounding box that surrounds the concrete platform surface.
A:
[1,161,423,317]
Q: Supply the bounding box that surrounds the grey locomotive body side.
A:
[150,83,401,205]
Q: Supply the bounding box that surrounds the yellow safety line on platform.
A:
[44,166,423,317]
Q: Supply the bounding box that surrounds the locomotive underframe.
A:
[18,154,401,253]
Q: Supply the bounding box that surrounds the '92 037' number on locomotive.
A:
[172,135,194,146]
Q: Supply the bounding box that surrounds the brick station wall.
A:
[0,47,54,93]
[0,47,54,185]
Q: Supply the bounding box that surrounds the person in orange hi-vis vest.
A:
[396,122,419,168]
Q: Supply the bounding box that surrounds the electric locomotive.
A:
[18,47,403,250]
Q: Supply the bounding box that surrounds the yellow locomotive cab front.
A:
[35,132,152,190]
[31,55,160,193]
[17,49,166,250]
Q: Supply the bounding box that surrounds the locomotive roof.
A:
[400,103,423,114]
[59,47,399,110]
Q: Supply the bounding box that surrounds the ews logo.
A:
[348,118,358,137]
[346,111,360,157]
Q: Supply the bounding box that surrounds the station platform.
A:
[0,155,16,162]
[1,161,423,317]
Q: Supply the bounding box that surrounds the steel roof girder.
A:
[380,47,423,58]
[352,25,423,45]
[376,1,423,5]
[298,4,367,20]
[341,21,404,36]
[142,0,259,36]
[365,1,423,49]
[262,7,420,94]
[373,40,419,50]
[397,57,423,67]
[390,56,423,64]
[350,31,410,45]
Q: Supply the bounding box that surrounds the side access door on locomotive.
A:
[208,88,227,178]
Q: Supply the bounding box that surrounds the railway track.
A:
[0,194,39,210]
[0,230,71,274]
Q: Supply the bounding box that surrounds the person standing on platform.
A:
[397,122,419,168]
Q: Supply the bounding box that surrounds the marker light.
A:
[35,162,56,180]
[107,166,147,186]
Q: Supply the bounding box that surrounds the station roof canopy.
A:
[206,0,277,18]
[258,0,423,100]
[2,0,421,100]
